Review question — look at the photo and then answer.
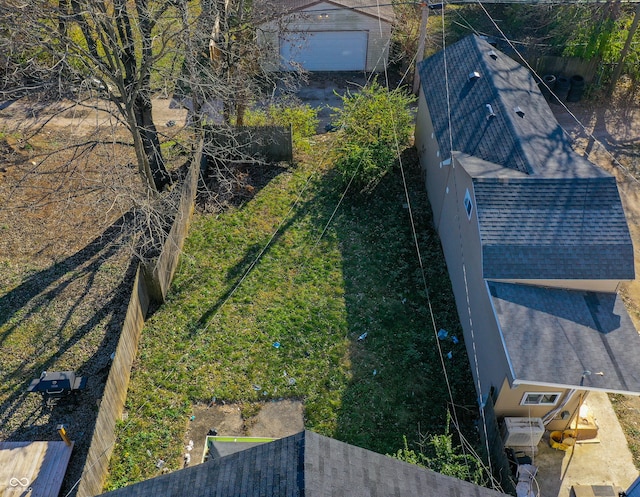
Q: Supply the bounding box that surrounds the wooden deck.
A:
[0,441,74,497]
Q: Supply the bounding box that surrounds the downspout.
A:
[541,389,576,426]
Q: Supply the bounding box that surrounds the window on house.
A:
[464,189,473,220]
[520,392,560,406]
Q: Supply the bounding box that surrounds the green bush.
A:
[334,142,397,189]
[243,108,268,126]
[391,418,487,486]
[332,80,415,193]
[244,103,319,152]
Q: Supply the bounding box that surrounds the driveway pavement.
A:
[532,391,638,497]
[290,73,370,133]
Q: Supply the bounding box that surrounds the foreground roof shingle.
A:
[98,431,510,497]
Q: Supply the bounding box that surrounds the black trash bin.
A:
[553,76,570,104]
[539,74,556,101]
[567,75,586,102]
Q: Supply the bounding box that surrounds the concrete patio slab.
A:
[185,400,304,465]
[533,391,638,497]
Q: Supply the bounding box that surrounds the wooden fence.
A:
[76,266,149,497]
[205,125,293,163]
[142,145,204,303]
[480,391,517,496]
[76,140,203,497]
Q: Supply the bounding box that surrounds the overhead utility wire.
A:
[68,35,407,496]
[302,14,487,484]
[368,3,500,486]
[302,0,640,14]
[474,0,640,187]
[65,7,530,491]
[63,166,318,497]
[62,166,318,497]
[307,26,417,252]
[379,0,490,486]
[438,1,497,486]
[311,34,419,256]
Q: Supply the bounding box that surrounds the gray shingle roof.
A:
[419,36,634,281]
[255,0,395,24]
[418,35,604,179]
[98,431,510,497]
[488,281,640,393]
[473,176,635,280]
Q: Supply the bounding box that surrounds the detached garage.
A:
[257,0,395,72]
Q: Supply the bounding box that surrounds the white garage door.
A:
[280,31,367,71]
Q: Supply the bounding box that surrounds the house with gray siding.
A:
[415,34,640,432]
[97,430,509,496]
[255,0,394,72]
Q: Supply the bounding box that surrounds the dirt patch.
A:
[183,400,304,465]
[198,160,290,214]
[250,400,305,437]
[0,97,157,496]
[610,394,640,467]
[0,138,22,169]
[0,96,187,136]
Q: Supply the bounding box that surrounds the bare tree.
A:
[0,0,188,192]
[0,0,303,249]
[207,0,305,125]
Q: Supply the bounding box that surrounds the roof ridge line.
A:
[472,35,536,176]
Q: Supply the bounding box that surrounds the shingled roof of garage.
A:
[255,0,395,23]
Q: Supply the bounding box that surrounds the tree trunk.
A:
[236,102,246,126]
[130,122,156,192]
[607,3,640,97]
[132,0,171,192]
[412,4,429,95]
[58,0,70,37]
[134,93,171,191]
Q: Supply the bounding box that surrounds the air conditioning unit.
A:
[501,417,545,447]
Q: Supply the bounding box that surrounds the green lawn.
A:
[106,139,479,489]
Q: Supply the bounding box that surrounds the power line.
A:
[425,1,498,487]
[67,38,403,492]
[284,0,640,13]
[377,0,501,486]
[473,0,640,187]
[65,1,637,489]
